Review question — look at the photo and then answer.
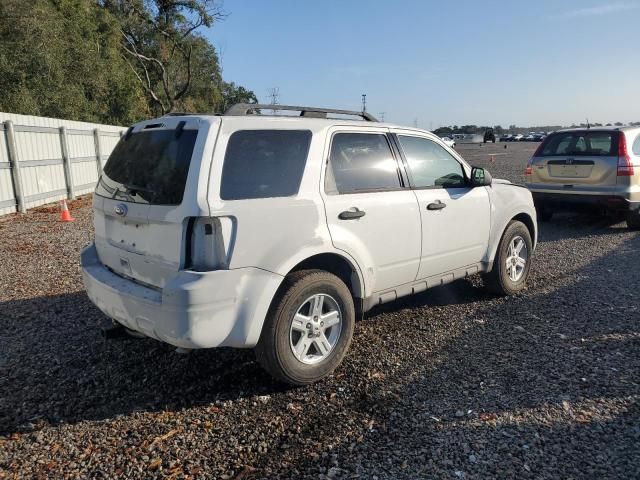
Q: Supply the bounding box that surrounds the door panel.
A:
[413,187,490,278]
[324,191,422,292]
[322,129,421,294]
[393,133,491,278]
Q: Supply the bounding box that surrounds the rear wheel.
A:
[626,211,640,230]
[255,270,355,385]
[483,220,533,295]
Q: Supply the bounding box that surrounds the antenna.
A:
[586,118,591,129]
[413,118,418,128]
[361,94,367,113]
[378,112,386,122]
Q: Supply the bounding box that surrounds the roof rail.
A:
[225,103,378,122]
[162,112,208,117]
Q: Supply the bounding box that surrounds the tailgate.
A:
[530,130,620,186]
[92,117,215,289]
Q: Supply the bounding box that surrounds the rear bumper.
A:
[81,243,283,349]
[531,192,640,213]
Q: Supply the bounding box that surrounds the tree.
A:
[218,82,258,112]
[0,0,148,124]
[104,0,227,115]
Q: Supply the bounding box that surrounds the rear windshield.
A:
[220,130,311,200]
[96,129,197,204]
[540,131,617,157]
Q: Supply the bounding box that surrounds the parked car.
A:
[500,134,513,142]
[532,134,545,142]
[484,129,496,143]
[513,134,524,141]
[525,127,640,228]
[441,136,456,148]
[524,134,536,141]
[81,104,537,385]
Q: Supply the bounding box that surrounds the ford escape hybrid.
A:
[82,104,537,385]
[525,127,640,229]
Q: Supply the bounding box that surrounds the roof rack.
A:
[225,103,378,122]
[162,112,207,117]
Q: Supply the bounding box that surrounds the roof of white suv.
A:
[159,103,431,134]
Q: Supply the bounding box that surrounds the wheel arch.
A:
[487,211,537,272]
[286,252,364,300]
[512,212,536,249]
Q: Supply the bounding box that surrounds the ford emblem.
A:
[114,204,128,217]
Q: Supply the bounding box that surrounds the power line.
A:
[267,87,280,114]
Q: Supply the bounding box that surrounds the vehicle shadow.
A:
[2,222,638,478]
[0,292,289,436]
[268,232,640,478]
[536,210,629,242]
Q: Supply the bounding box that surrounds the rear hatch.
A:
[93,117,213,289]
[529,130,620,187]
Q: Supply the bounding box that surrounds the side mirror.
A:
[471,167,492,187]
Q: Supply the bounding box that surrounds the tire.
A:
[626,211,640,230]
[255,269,355,385]
[536,206,553,222]
[483,220,533,295]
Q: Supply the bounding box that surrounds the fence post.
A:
[59,126,75,200]
[93,128,102,177]
[5,120,27,213]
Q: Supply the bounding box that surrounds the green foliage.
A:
[0,0,256,124]
[0,0,149,124]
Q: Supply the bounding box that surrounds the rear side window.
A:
[541,131,617,156]
[397,135,465,188]
[220,130,311,200]
[326,133,401,194]
[97,129,198,205]
[633,135,640,156]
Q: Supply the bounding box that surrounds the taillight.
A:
[186,217,228,271]
[526,138,546,176]
[524,158,533,176]
[617,132,634,176]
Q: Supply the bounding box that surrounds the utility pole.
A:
[413,118,418,128]
[378,112,386,122]
[361,94,367,113]
[267,87,280,114]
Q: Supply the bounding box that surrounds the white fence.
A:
[0,112,126,216]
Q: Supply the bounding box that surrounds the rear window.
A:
[96,129,197,205]
[220,130,311,200]
[540,131,617,156]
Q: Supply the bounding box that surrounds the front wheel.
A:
[255,270,355,385]
[483,220,533,295]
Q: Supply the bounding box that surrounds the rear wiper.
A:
[122,183,157,195]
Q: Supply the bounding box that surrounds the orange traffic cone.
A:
[59,199,75,222]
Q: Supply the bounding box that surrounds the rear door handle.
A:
[427,200,447,211]
[339,208,366,220]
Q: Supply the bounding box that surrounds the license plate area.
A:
[105,217,149,253]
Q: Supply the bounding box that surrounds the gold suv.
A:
[525,127,640,229]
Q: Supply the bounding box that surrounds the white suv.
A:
[81,104,537,384]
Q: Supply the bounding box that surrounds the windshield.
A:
[96,129,198,204]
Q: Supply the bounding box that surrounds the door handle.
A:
[427,200,447,211]
[338,208,366,220]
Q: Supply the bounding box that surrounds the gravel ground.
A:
[1,142,639,479]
